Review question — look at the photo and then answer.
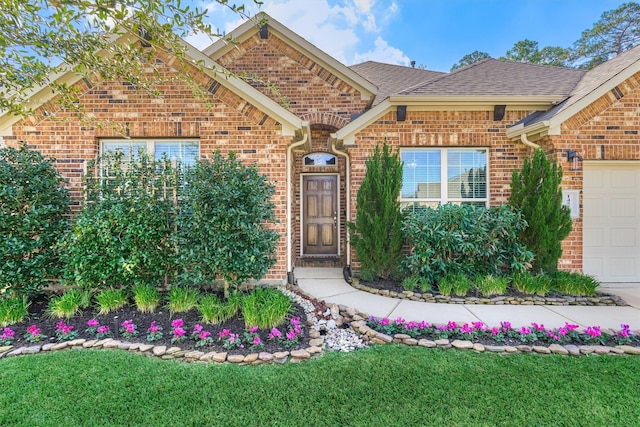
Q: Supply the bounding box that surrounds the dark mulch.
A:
[361,279,619,301]
[7,292,312,355]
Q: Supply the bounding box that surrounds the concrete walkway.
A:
[295,268,640,330]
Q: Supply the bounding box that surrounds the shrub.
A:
[551,271,599,296]
[509,148,572,273]
[401,204,533,284]
[0,296,30,327]
[132,284,161,314]
[198,293,241,324]
[437,273,471,296]
[0,145,70,298]
[178,152,280,297]
[62,151,178,291]
[402,275,431,293]
[348,142,403,280]
[95,288,128,315]
[167,287,200,314]
[512,272,552,296]
[241,288,292,329]
[476,275,509,297]
[47,288,90,319]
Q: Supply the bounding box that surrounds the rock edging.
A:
[351,282,627,306]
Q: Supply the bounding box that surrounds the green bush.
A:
[437,273,471,296]
[198,293,242,324]
[177,152,280,297]
[348,142,404,280]
[401,204,533,284]
[62,151,178,290]
[511,272,552,296]
[132,284,161,313]
[402,275,431,293]
[0,145,70,298]
[166,287,200,314]
[0,296,30,326]
[95,288,129,315]
[47,288,90,319]
[509,148,572,273]
[476,275,509,297]
[551,271,599,296]
[241,288,292,329]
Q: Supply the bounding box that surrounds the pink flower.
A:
[193,324,203,334]
[87,319,99,328]
[253,336,261,346]
[447,321,457,331]
[97,325,110,334]
[268,328,282,340]
[472,322,484,330]
[218,329,231,339]
[558,328,567,336]
[27,325,40,335]
[290,317,301,326]
[491,327,500,336]
[460,323,473,334]
[520,327,531,335]
[1,327,15,339]
[531,322,545,331]
[250,326,259,334]
[500,321,512,331]
[199,331,211,340]
[171,319,183,328]
[565,323,580,331]
[173,327,185,337]
[379,318,390,326]
[418,321,430,329]
[437,325,447,331]
[286,329,296,341]
[406,321,419,330]
[148,321,160,333]
[584,326,601,338]
[395,317,406,325]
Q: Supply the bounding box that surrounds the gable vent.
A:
[611,86,624,100]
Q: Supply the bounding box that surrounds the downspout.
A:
[330,139,352,281]
[286,128,309,284]
[520,133,540,149]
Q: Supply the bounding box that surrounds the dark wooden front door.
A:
[303,175,338,255]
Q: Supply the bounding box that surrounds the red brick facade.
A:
[4,23,640,281]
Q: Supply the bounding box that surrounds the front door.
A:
[303,175,338,255]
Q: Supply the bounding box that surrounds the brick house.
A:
[1,13,640,283]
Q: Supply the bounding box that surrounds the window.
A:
[102,140,199,167]
[401,148,487,207]
[303,153,336,166]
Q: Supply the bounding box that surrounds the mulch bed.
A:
[7,292,312,355]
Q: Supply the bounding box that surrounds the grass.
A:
[197,293,241,324]
[0,296,30,327]
[46,289,90,319]
[241,288,292,329]
[552,271,599,296]
[477,274,509,297]
[437,273,471,296]
[132,284,161,313]
[95,288,128,315]
[0,346,639,426]
[166,287,200,314]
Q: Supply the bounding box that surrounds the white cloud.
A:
[189,0,406,66]
[353,36,410,65]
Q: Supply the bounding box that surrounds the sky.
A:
[185,0,631,72]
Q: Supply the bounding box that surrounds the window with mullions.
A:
[101,140,199,167]
[401,148,487,208]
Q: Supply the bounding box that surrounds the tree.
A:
[502,39,572,67]
[450,51,491,71]
[509,149,572,273]
[0,145,70,298]
[0,0,261,118]
[572,2,640,69]
[178,152,280,297]
[348,142,403,281]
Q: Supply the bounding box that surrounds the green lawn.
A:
[1,346,639,426]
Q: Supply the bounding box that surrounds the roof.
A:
[348,61,444,105]
[401,59,586,97]
[512,44,640,131]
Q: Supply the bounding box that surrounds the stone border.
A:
[351,281,627,306]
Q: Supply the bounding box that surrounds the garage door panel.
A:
[583,164,640,282]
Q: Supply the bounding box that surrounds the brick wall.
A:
[346,108,534,272]
[8,51,292,281]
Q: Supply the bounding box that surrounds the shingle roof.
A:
[400,59,586,97]
[349,61,445,105]
[518,44,640,127]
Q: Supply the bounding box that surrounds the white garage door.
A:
[583,163,640,282]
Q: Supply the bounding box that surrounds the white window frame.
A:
[100,139,200,166]
[400,147,489,207]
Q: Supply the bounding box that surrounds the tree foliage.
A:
[450,51,491,71]
[348,142,403,281]
[62,151,179,290]
[178,152,279,296]
[0,145,70,298]
[572,2,640,69]
[502,39,572,67]
[509,149,572,273]
[0,0,262,117]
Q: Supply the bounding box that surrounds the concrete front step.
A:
[294,267,344,280]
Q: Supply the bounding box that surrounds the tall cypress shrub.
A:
[348,142,403,281]
[509,148,572,273]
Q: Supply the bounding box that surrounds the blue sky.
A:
[187,0,631,72]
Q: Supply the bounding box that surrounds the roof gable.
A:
[203,13,377,100]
